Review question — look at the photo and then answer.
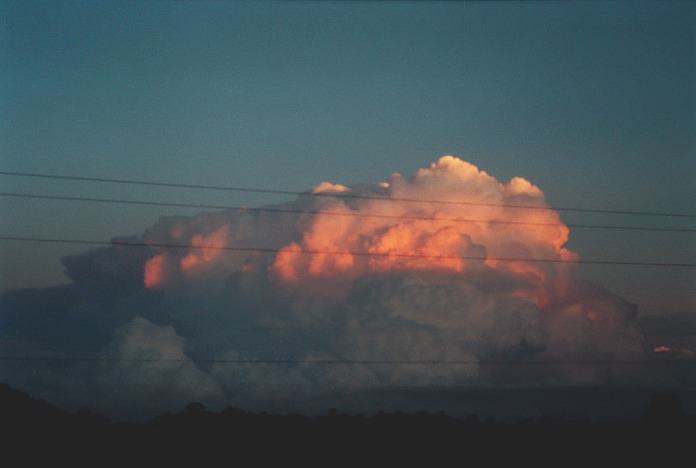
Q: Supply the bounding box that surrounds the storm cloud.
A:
[1,156,686,417]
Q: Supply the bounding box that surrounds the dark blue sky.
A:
[1,1,694,314]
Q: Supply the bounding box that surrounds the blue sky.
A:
[1,0,694,313]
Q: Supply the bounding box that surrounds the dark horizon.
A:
[3,381,695,463]
[3,380,694,421]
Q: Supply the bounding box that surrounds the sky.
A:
[0,1,695,417]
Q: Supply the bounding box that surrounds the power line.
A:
[0,356,692,365]
[1,236,695,267]
[2,192,694,234]
[1,170,694,219]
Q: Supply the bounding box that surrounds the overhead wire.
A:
[2,170,694,218]
[0,356,692,365]
[1,191,694,233]
[1,236,694,267]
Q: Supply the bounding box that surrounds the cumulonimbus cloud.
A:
[2,156,679,416]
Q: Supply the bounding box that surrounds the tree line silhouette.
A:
[2,382,693,463]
